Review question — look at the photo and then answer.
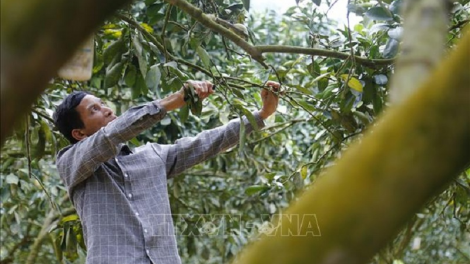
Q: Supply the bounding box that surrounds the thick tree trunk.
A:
[0,0,133,146]
[232,30,470,264]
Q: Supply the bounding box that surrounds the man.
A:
[53,80,280,264]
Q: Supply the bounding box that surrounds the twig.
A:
[283,94,342,141]
[249,119,312,146]
[450,19,470,31]
[25,118,32,178]
[161,5,173,62]
[31,172,59,212]
[32,109,54,123]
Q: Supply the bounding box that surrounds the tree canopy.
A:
[1,0,469,263]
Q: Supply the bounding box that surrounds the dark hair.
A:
[53,91,89,144]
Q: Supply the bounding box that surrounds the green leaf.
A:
[196,46,211,68]
[382,38,399,58]
[307,62,321,78]
[167,65,187,81]
[301,166,308,179]
[369,23,391,35]
[242,0,250,11]
[388,27,403,40]
[340,93,356,113]
[60,229,67,251]
[161,117,171,126]
[132,73,147,99]
[318,77,329,91]
[354,111,371,125]
[340,74,363,92]
[389,0,404,15]
[297,100,317,112]
[245,185,269,195]
[124,65,137,87]
[244,110,259,131]
[365,7,394,21]
[54,233,63,261]
[65,225,77,253]
[373,90,383,114]
[179,104,189,123]
[103,39,126,65]
[362,81,375,104]
[294,85,313,95]
[129,137,141,147]
[238,120,246,156]
[347,3,366,15]
[132,34,147,78]
[374,74,388,85]
[264,172,276,180]
[231,88,245,100]
[60,214,79,224]
[104,62,124,88]
[77,231,87,251]
[5,174,19,185]
[164,61,178,69]
[145,65,161,93]
[311,0,321,7]
[233,103,259,131]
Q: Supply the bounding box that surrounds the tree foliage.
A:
[1,0,469,263]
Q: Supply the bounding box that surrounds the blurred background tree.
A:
[1,0,469,263]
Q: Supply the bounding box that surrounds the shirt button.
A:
[135,212,139,217]
[128,193,132,198]
[124,173,128,178]
[144,229,148,233]
[146,249,150,254]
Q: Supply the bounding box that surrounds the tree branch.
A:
[256,45,395,68]
[25,205,75,264]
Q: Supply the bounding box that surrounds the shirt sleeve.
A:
[56,101,167,191]
[161,112,265,179]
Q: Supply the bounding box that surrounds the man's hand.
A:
[160,80,214,112]
[259,81,280,120]
[184,80,215,101]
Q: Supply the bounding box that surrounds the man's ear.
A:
[71,129,87,142]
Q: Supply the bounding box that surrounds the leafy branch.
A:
[163,0,266,66]
[118,13,254,91]
[163,0,395,69]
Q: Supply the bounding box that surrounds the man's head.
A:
[53,92,116,144]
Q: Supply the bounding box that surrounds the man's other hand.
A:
[259,81,280,120]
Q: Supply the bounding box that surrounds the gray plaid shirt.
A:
[56,101,264,264]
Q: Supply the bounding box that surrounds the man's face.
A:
[73,95,117,140]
